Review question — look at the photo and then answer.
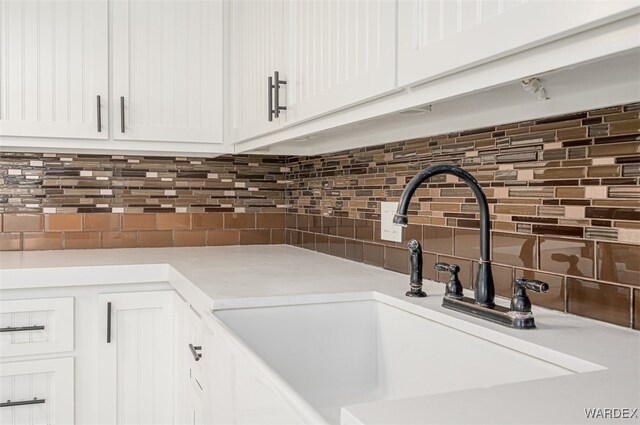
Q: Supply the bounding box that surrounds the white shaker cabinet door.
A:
[97,291,176,425]
[397,0,640,87]
[0,0,108,139]
[228,0,288,142]
[112,0,223,144]
[286,0,396,124]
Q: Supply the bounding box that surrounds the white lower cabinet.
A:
[0,357,75,425]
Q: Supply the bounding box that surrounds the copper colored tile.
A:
[346,239,364,262]
[363,243,384,267]
[437,255,473,289]
[138,231,174,247]
[539,237,594,278]
[285,214,297,229]
[257,213,285,229]
[567,278,630,326]
[474,262,513,299]
[316,234,330,254]
[192,213,224,229]
[329,236,346,257]
[101,231,138,249]
[64,231,101,249]
[402,224,422,245]
[492,232,536,268]
[598,242,640,286]
[308,216,322,233]
[336,218,355,238]
[174,230,207,247]
[296,214,310,231]
[157,213,191,230]
[422,252,438,281]
[355,219,374,241]
[494,205,537,215]
[533,167,585,179]
[224,213,256,229]
[122,213,157,231]
[287,229,302,247]
[385,245,408,274]
[240,229,271,245]
[0,233,22,251]
[84,214,120,231]
[3,214,43,232]
[45,214,83,232]
[23,232,63,251]
[270,228,285,244]
[301,232,315,251]
[322,216,337,235]
[634,289,640,330]
[422,226,453,255]
[609,118,640,135]
[207,230,239,246]
[515,269,565,311]
[454,228,480,259]
[587,165,620,178]
[589,142,640,157]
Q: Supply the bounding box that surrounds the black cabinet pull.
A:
[189,343,202,361]
[0,325,45,333]
[106,302,112,343]
[97,95,102,132]
[120,96,125,133]
[1,398,46,408]
[273,71,287,118]
[268,76,274,122]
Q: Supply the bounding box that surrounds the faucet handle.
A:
[511,278,549,314]
[434,262,463,299]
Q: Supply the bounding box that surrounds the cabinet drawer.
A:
[0,357,74,425]
[0,298,74,358]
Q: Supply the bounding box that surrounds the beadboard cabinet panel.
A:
[0,0,108,139]
[112,0,223,143]
[287,0,396,124]
[397,0,640,87]
[228,0,288,142]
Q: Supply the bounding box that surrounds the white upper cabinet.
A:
[286,0,396,124]
[228,0,288,142]
[397,0,640,87]
[0,0,108,139]
[112,0,223,143]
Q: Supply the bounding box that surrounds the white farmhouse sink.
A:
[209,292,604,424]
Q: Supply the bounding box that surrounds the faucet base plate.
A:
[442,296,536,329]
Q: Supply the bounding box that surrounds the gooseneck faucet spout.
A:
[393,164,495,307]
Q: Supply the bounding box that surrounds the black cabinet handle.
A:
[97,95,102,132]
[268,76,274,122]
[106,302,112,343]
[1,398,46,408]
[273,71,286,118]
[0,325,45,333]
[120,96,125,133]
[189,344,202,361]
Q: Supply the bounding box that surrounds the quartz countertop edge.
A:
[1,245,638,425]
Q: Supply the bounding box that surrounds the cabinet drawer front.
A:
[0,357,74,425]
[0,298,74,358]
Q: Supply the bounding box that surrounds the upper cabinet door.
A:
[286,0,396,124]
[112,0,223,143]
[397,0,640,88]
[0,0,108,139]
[228,0,288,143]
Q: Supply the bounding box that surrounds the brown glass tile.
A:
[492,232,536,268]
[122,213,157,231]
[192,213,224,229]
[336,218,355,238]
[295,214,310,231]
[473,262,513,299]
[539,237,594,278]
[454,228,480,260]
[634,289,640,330]
[101,231,138,249]
[174,230,207,247]
[567,278,630,326]
[64,231,101,249]
[322,216,337,235]
[422,226,453,255]
[437,255,473,289]
[532,225,584,238]
[308,216,322,233]
[363,243,384,267]
[257,213,285,229]
[609,118,640,135]
[138,231,173,248]
[23,232,63,251]
[589,142,640,157]
[385,245,408,274]
[346,239,364,262]
[285,214,297,229]
[598,242,640,286]
[207,230,239,246]
[316,234,330,254]
[287,229,302,247]
[240,229,271,245]
[3,214,43,232]
[585,207,640,221]
[270,229,285,244]
[355,219,374,241]
[224,213,256,229]
[421,252,438,281]
[84,214,120,231]
[515,269,565,311]
[494,205,537,215]
[45,214,83,232]
[0,233,22,251]
[587,165,620,178]
[156,213,191,230]
[329,236,346,257]
[302,232,315,251]
[533,167,585,179]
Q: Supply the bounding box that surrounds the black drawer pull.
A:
[97,95,102,132]
[189,343,202,361]
[1,398,46,408]
[0,326,45,333]
[107,302,112,343]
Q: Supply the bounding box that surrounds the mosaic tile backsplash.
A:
[1,103,639,329]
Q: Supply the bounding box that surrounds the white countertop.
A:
[1,245,639,424]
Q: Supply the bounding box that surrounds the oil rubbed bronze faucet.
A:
[394,164,548,329]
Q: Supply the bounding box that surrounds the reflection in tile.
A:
[422,252,438,281]
[437,255,473,289]
[567,278,630,326]
[329,236,346,258]
[316,234,330,254]
[385,245,409,274]
[539,237,594,278]
[363,243,384,267]
[515,269,564,311]
[346,239,364,262]
[598,242,640,286]
[423,226,453,255]
[454,228,480,259]
[474,262,513,299]
[492,232,536,268]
